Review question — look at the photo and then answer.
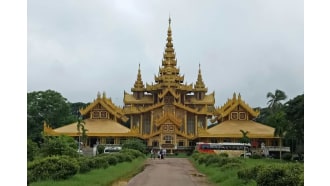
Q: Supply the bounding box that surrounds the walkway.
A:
[123,158,214,186]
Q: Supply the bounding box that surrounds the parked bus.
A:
[195,142,252,157]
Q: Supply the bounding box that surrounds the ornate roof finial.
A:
[132,63,145,91]
[194,63,207,91]
[102,91,106,99]
[97,91,101,99]
[169,16,171,25]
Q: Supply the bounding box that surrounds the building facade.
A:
[44,18,278,152]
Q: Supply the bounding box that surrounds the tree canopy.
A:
[27,90,76,141]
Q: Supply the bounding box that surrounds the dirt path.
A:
[114,158,214,186]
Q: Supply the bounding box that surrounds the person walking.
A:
[150,149,155,159]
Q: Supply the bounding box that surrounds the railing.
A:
[264,146,290,152]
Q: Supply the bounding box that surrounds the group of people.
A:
[150,148,166,159]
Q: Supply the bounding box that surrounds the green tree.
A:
[239,130,250,158]
[267,110,289,160]
[27,139,39,161]
[266,89,287,112]
[122,138,146,153]
[27,90,76,142]
[40,135,78,157]
[239,130,250,144]
[69,102,89,117]
[284,94,304,154]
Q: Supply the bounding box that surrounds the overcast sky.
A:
[27,0,304,108]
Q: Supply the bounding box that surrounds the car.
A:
[104,146,122,154]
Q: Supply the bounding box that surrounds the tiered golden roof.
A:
[131,64,145,92]
[80,92,128,122]
[194,64,207,92]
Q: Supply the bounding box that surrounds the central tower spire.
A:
[162,16,177,67]
[154,17,184,85]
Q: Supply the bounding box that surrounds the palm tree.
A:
[240,130,250,158]
[274,123,285,160]
[266,89,287,111]
[76,116,86,151]
[268,110,288,160]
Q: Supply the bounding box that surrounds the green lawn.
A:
[30,157,146,186]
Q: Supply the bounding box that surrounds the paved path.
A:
[124,158,214,186]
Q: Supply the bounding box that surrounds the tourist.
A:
[150,149,155,159]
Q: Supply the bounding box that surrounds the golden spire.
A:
[162,16,176,67]
[194,64,207,91]
[154,17,184,85]
[132,63,145,91]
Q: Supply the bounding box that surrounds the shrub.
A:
[97,145,105,154]
[197,154,213,165]
[28,156,79,183]
[27,139,39,161]
[205,155,222,166]
[282,153,292,161]
[220,162,242,171]
[191,152,201,160]
[237,165,263,182]
[219,152,229,157]
[120,148,145,159]
[40,135,78,157]
[251,154,262,159]
[106,155,118,165]
[77,157,92,173]
[113,153,126,163]
[238,164,304,186]
[91,156,108,169]
[122,138,147,153]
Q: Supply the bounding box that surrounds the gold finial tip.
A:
[169,16,171,25]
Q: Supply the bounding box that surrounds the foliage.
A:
[282,152,292,161]
[28,138,39,161]
[122,138,147,153]
[237,163,304,186]
[266,89,287,111]
[68,102,89,118]
[219,152,229,157]
[256,93,304,155]
[76,157,93,173]
[239,129,250,144]
[28,155,79,183]
[97,144,105,154]
[76,116,88,148]
[120,148,145,159]
[284,94,304,153]
[40,135,78,157]
[27,90,76,142]
[29,158,146,186]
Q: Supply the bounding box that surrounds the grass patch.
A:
[30,157,146,186]
[190,157,302,186]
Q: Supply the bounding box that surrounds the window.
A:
[152,140,159,147]
[163,135,173,144]
[106,138,115,144]
[178,140,184,147]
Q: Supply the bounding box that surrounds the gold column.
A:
[140,114,143,134]
[151,111,154,133]
[184,111,187,134]
[130,115,133,129]
[195,115,198,135]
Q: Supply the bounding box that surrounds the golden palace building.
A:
[44,18,279,151]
